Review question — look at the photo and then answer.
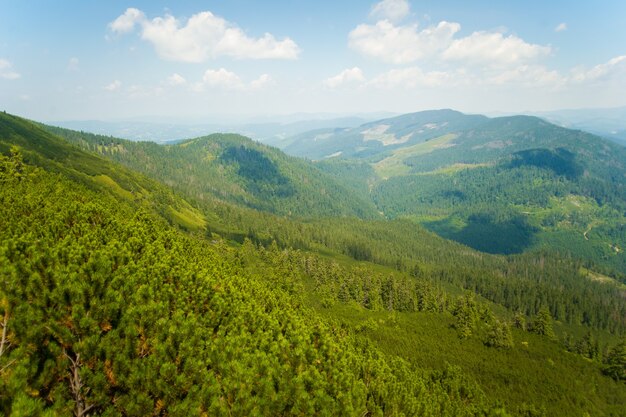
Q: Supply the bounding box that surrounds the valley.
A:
[277,111,626,273]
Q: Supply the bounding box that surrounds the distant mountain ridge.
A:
[283,109,488,159]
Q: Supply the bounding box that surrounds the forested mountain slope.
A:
[291,111,626,273]
[2,112,625,415]
[0,112,208,232]
[42,123,378,219]
[3,151,509,416]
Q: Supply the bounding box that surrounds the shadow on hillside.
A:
[424,212,537,255]
[508,147,583,180]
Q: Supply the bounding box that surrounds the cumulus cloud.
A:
[109,8,145,33]
[200,68,244,90]
[166,73,187,86]
[324,67,366,88]
[349,9,551,69]
[349,20,460,64]
[370,0,411,22]
[442,31,551,66]
[569,55,626,83]
[0,59,20,80]
[104,80,122,91]
[109,8,300,62]
[554,23,567,32]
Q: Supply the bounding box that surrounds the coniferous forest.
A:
[1,108,625,416]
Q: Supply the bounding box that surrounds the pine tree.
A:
[484,320,514,349]
[531,307,555,338]
[602,339,626,381]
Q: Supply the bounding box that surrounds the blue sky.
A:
[1,0,625,121]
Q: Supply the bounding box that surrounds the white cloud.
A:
[109,8,300,62]
[569,55,626,83]
[324,67,366,88]
[554,23,567,32]
[370,0,411,22]
[200,68,244,90]
[369,66,460,89]
[349,20,460,64]
[442,31,551,66]
[109,8,146,34]
[67,57,80,71]
[104,80,122,91]
[0,59,20,80]
[166,73,187,86]
[360,55,626,92]
[249,74,273,90]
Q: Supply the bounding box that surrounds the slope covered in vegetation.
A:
[1,113,625,415]
[294,111,626,273]
[42,123,378,219]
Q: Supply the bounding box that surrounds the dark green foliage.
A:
[509,147,583,179]
[602,339,626,381]
[453,293,481,338]
[426,211,537,254]
[220,145,295,198]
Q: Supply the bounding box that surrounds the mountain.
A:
[288,110,626,273]
[42,123,378,219]
[2,110,626,415]
[284,109,488,160]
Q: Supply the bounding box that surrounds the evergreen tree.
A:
[484,320,514,349]
[531,307,555,338]
[602,339,626,381]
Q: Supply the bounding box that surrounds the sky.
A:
[1,0,625,122]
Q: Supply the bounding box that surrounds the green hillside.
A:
[42,124,378,219]
[2,112,625,415]
[0,112,208,232]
